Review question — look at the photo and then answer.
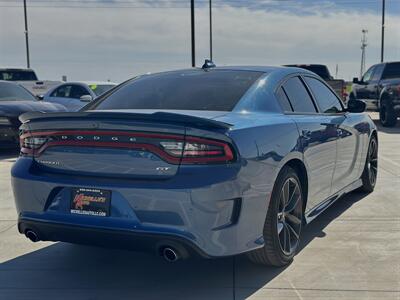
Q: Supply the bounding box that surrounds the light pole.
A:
[191,0,195,67]
[23,0,30,68]
[360,29,368,78]
[381,0,385,63]
[209,0,213,61]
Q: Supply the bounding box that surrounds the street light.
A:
[381,0,385,63]
[23,0,30,68]
[191,0,195,67]
[209,0,213,61]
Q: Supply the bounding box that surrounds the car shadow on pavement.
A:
[0,149,19,161]
[372,119,400,134]
[0,191,368,300]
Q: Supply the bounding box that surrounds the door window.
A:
[304,77,343,114]
[276,87,293,112]
[51,85,72,98]
[370,64,385,81]
[70,85,90,99]
[382,62,400,79]
[362,66,375,83]
[282,77,316,113]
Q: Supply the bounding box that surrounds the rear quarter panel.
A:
[216,112,301,241]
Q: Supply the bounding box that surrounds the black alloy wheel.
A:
[360,136,378,193]
[247,166,304,266]
[277,177,303,256]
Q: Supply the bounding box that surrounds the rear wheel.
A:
[247,166,303,266]
[359,136,378,193]
[380,98,397,127]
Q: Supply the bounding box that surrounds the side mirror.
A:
[347,99,366,113]
[80,95,93,102]
[352,77,360,84]
[36,95,44,100]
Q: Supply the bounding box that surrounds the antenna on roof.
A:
[202,59,216,70]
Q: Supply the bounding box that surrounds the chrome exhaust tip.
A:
[162,247,180,262]
[25,230,40,242]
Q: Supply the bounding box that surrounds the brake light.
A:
[21,136,49,149]
[160,137,234,163]
[20,130,235,164]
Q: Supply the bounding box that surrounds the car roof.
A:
[0,80,19,85]
[0,68,36,71]
[65,81,117,86]
[142,65,315,78]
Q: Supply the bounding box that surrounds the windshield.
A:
[0,70,38,81]
[382,63,400,80]
[89,84,116,96]
[0,82,37,101]
[89,70,263,111]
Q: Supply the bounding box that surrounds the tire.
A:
[380,97,397,127]
[247,166,303,267]
[359,135,378,193]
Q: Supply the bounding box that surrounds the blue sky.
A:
[0,0,399,82]
[12,0,399,14]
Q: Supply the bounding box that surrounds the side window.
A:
[276,87,292,112]
[70,85,90,99]
[282,77,316,113]
[362,66,375,83]
[371,64,385,81]
[51,85,72,98]
[304,77,343,114]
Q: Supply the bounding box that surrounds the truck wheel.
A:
[380,98,397,127]
[247,166,303,267]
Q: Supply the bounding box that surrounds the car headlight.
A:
[0,117,11,125]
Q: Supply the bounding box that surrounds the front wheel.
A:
[359,136,378,193]
[247,166,303,266]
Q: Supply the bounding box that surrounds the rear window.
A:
[90,70,263,111]
[0,82,37,101]
[382,63,400,80]
[0,70,38,81]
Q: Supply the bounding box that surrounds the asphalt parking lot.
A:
[0,113,399,300]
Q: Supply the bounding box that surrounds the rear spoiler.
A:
[19,111,232,130]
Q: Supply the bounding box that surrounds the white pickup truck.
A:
[0,68,62,96]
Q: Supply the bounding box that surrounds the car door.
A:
[356,66,375,109]
[68,84,92,111]
[368,64,385,103]
[303,76,362,194]
[45,84,73,109]
[280,76,338,210]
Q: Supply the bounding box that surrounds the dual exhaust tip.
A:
[24,229,185,263]
[25,229,40,243]
[161,247,180,263]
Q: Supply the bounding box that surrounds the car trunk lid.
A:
[19,111,233,179]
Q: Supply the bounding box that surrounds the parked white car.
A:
[43,81,117,111]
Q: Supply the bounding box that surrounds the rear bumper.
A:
[12,157,272,257]
[18,217,210,258]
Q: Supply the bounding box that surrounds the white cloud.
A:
[0,3,399,82]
